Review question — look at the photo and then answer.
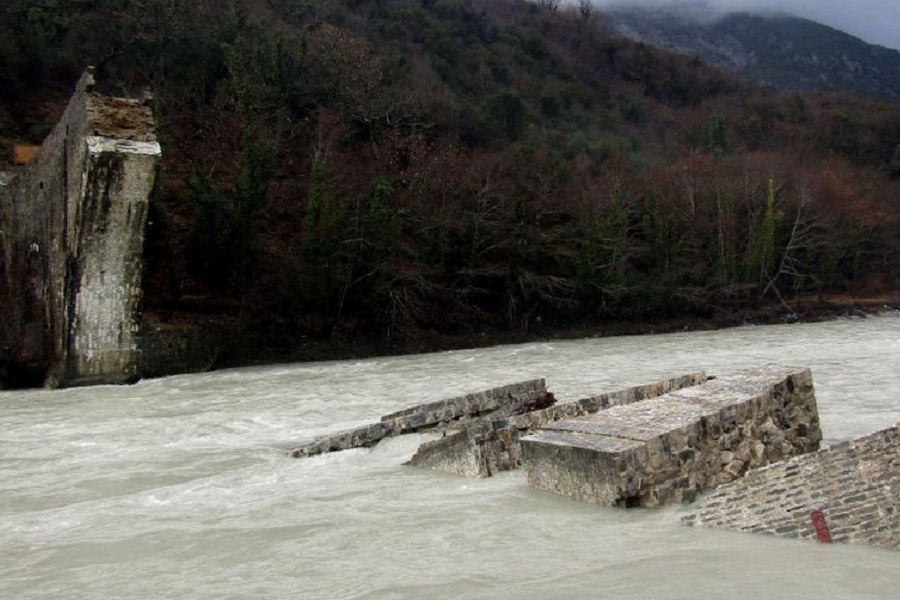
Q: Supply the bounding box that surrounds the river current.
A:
[2,315,899,598]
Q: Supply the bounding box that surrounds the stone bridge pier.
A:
[0,68,160,388]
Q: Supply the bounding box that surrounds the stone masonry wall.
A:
[521,365,822,507]
[0,74,89,376]
[407,372,708,478]
[0,68,160,387]
[683,425,900,551]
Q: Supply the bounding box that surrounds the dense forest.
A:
[2,0,900,363]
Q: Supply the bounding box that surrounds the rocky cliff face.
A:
[605,9,900,104]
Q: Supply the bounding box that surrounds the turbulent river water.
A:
[2,315,899,599]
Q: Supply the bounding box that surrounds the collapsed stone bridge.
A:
[0,68,159,388]
[287,365,899,552]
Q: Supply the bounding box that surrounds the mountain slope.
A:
[1,0,899,367]
[607,8,900,104]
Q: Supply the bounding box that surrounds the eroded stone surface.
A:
[508,372,708,433]
[407,372,707,477]
[383,378,549,433]
[287,379,548,458]
[406,422,524,478]
[0,67,160,387]
[521,365,822,507]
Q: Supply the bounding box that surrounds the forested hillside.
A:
[2,0,900,362]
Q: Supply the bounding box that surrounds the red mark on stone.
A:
[811,509,832,544]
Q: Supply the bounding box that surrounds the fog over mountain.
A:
[595,1,900,50]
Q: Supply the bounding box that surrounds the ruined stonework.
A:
[521,365,822,507]
[284,366,899,550]
[0,68,159,387]
[287,374,709,472]
[407,372,708,477]
[406,421,523,477]
[287,379,550,458]
[683,425,900,551]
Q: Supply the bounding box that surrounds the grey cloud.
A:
[592,1,900,49]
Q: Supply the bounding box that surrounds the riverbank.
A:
[10,293,894,388]
[391,293,900,353]
[192,293,900,371]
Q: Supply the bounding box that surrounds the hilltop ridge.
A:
[606,7,900,103]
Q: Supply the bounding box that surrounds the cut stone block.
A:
[521,365,822,507]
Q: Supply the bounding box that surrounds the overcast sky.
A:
[596,1,900,50]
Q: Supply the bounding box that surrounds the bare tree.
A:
[761,182,817,310]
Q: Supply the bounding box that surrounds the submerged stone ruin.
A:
[286,373,706,472]
[683,424,900,551]
[287,364,898,551]
[287,379,552,459]
[522,365,821,507]
[406,372,706,477]
[0,68,159,388]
